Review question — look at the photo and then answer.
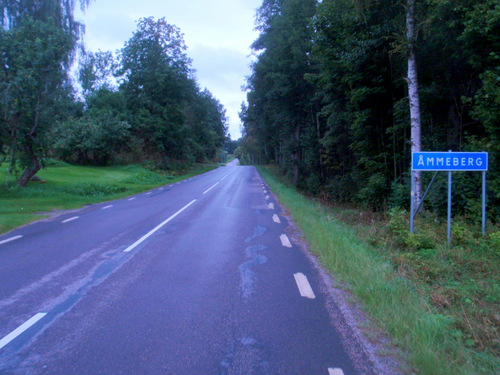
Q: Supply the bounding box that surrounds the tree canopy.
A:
[1,11,229,180]
[0,0,87,185]
[240,0,499,219]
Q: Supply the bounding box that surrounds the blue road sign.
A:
[412,152,488,171]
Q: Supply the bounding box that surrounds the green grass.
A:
[0,161,216,234]
[258,165,499,375]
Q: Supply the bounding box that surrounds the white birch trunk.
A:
[407,0,422,206]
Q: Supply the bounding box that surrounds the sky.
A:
[76,0,263,140]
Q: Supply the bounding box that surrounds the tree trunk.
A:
[406,0,422,206]
[17,141,41,187]
[292,123,300,186]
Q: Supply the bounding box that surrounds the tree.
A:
[244,0,318,185]
[117,17,195,163]
[0,0,87,186]
[406,0,422,206]
[79,50,118,96]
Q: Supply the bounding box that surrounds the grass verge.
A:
[258,165,499,375]
[0,160,216,234]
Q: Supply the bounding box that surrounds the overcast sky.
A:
[76,0,263,140]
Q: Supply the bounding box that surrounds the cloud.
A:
[189,46,253,139]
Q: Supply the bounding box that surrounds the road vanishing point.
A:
[0,162,390,374]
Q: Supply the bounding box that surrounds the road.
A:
[0,163,379,374]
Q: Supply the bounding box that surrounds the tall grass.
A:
[259,166,497,374]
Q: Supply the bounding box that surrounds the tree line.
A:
[239,0,499,220]
[0,1,229,186]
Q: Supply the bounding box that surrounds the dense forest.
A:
[238,0,499,221]
[0,0,229,186]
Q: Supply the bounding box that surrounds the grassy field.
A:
[258,165,499,375]
[0,160,216,234]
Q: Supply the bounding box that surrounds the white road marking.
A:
[62,216,79,224]
[203,182,219,195]
[159,188,164,190]
[0,235,23,246]
[0,313,47,349]
[280,234,292,248]
[328,368,344,375]
[128,197,136,201]
[265,195,270,200]
[294,273,316,299]
[272,214,281,224]
[268,203,274,209]
[123,199,197,253]
[220,174,229,181]
[146,192,152,195]
[102,205,113,210]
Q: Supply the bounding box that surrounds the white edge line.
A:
[62,216,79,224]
[0,312,47,350]
[102,205,113,210]
[294,273,316,299]
[128,197,136,201]
[280,234,292,248]
[328,368,344,375]
[0,235,23,246]
[123,199,197,253]
[203,182,219,195]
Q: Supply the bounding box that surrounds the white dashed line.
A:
[328,368,344,375]
[280,234,292,248]
[62,216,79,224]
[0,312,47,350]
[146,192,152,195]
[272,214,281,224]
[265,195,270,200]
[203,182,219,195]
[102,205,113,210]
[294,273,316,299]
[0,235,23,246]
[159,188,164,190]
[128,197,136,201]
[268,203,274,210]
[123,199,197,253]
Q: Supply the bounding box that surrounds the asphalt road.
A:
[0,163,377,374]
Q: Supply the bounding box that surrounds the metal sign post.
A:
[410,151,488,244]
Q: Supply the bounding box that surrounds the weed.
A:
[64,183,126,197]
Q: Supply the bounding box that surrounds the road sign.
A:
[412,152,488,171]
[410,151,489,242]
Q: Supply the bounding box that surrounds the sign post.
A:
[411,151,488,243]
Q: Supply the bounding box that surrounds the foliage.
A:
[116,17,227,166]
[0,0,87,186]
[240,0,499,221]
[1,11,228,182]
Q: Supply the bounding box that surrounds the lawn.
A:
[0,160,216,234]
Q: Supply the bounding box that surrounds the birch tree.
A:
[0,0,88,186]
[406,0,422,206]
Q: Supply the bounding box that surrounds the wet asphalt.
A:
[0,164,372,374]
